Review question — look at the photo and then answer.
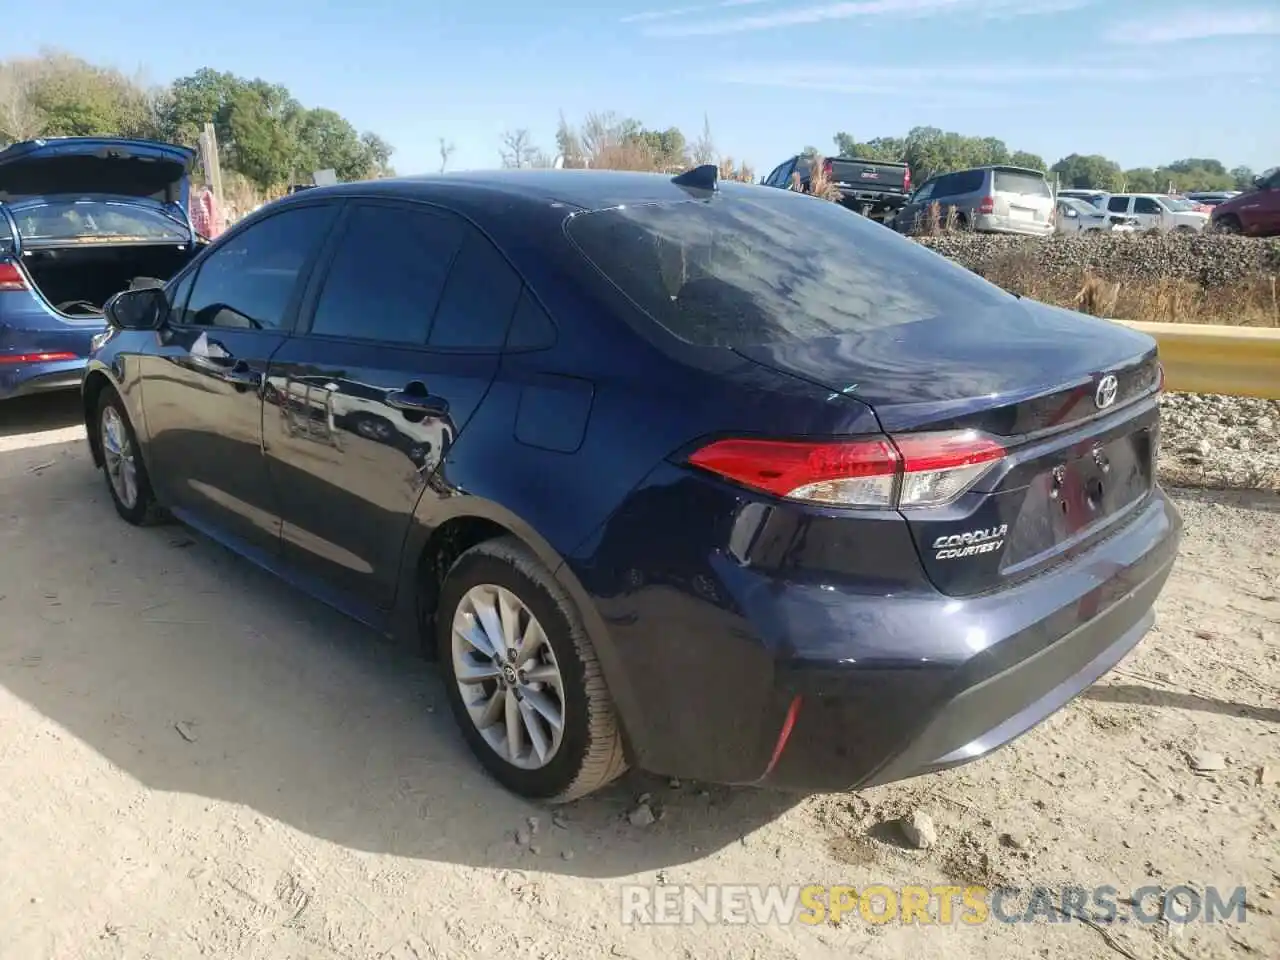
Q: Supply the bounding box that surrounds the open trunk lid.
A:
[0,137,194,209]
[735,300,1162,596]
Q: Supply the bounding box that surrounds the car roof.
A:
[275,169,733,215]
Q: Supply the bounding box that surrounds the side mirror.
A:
[104,287,167,331]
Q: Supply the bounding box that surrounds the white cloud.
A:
[620,0,768,25]
[636,0,1093,38]
[714,62,1159,90]
[1105,8,1280,44]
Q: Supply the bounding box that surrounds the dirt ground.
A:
[1,392,1277,960]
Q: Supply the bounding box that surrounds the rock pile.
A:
[915,233,1280,289]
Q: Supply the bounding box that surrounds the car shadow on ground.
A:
[1082,684,1280,723]
[0,391,83,438]
[0,398,798,879]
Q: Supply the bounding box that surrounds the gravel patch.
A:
[1159,393,1280,490]
[916,232,1280,288]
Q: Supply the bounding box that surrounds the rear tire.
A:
[436,536,628,802]
[95,387,165,526]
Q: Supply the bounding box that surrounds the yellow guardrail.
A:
[1114,321,1280,400]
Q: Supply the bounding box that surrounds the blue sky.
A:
[8,0,1279,177]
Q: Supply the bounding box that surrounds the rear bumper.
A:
[570,471,1181,792]
[973,214,1054,237]
[835,190,906,214]
[0,357,87,400]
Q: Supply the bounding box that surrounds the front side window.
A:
[182,205,336,331]
[1134,197,1161,215]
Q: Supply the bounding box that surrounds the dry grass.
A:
[794,155,842,201]
[979,249,1280,326]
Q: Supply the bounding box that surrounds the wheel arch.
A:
[391,495,641,762]
[81,366,118,469]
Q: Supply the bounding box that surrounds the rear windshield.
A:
[565,191,1015,348]
[993,170,1052,197]
[10,200,186,244]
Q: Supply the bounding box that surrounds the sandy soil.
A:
[1,392,1277,960]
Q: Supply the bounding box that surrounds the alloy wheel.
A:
[451,583,566,769]
[100,406,138,509]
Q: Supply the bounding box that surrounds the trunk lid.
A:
[827,158,910,196]
[736,300,1162,596]
[0,137,195,210]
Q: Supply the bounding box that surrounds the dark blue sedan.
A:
[83,166,1182,801]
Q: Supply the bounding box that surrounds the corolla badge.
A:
[1094,374,1119,410]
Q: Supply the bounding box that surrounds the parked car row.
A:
[761,151,1280,240]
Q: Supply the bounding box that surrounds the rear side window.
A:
[993,170,1051,197]
[566,191,1015,349]
[308,203,464,344]
[428,227,523,350]
[1107,196,1130,213]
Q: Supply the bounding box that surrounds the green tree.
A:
[295,108,367,181]
[224,85,301,189]
[1050,153,1124,191]
[1230,165,1256,190]
[360,132,395,178]
[1122,167,1163,192]
[1009,150,1047,172]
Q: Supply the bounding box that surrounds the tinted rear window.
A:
[993,170,1051,197]
[10,200,187,243]
[565,191,1015,348]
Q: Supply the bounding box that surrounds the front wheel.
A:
[96,388,165,526]
[1214,215,1242,235]
[436,537,627,802]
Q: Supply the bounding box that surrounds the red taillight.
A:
[0,351,78,365]
[0,262,28,292]
[687,430,1006,509]
[978,196,995,215]
[822,159,832,177]
[903,166,912,192]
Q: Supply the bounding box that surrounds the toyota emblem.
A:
[1094,374,1119,410]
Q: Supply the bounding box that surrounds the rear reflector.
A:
[0,352,78,365]
[688,430,1006,509]
[0,262,28,292]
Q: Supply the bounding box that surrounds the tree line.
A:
[0,51,395,196]
[500,113,755,182]
[824,128,1259,193]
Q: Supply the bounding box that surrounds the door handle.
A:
[221,362,262,388]
[385,383,447,415]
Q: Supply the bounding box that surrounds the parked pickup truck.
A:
[761,154,911,222]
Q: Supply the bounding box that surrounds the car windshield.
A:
[11,200,186,243]
[565,190,1016,348]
